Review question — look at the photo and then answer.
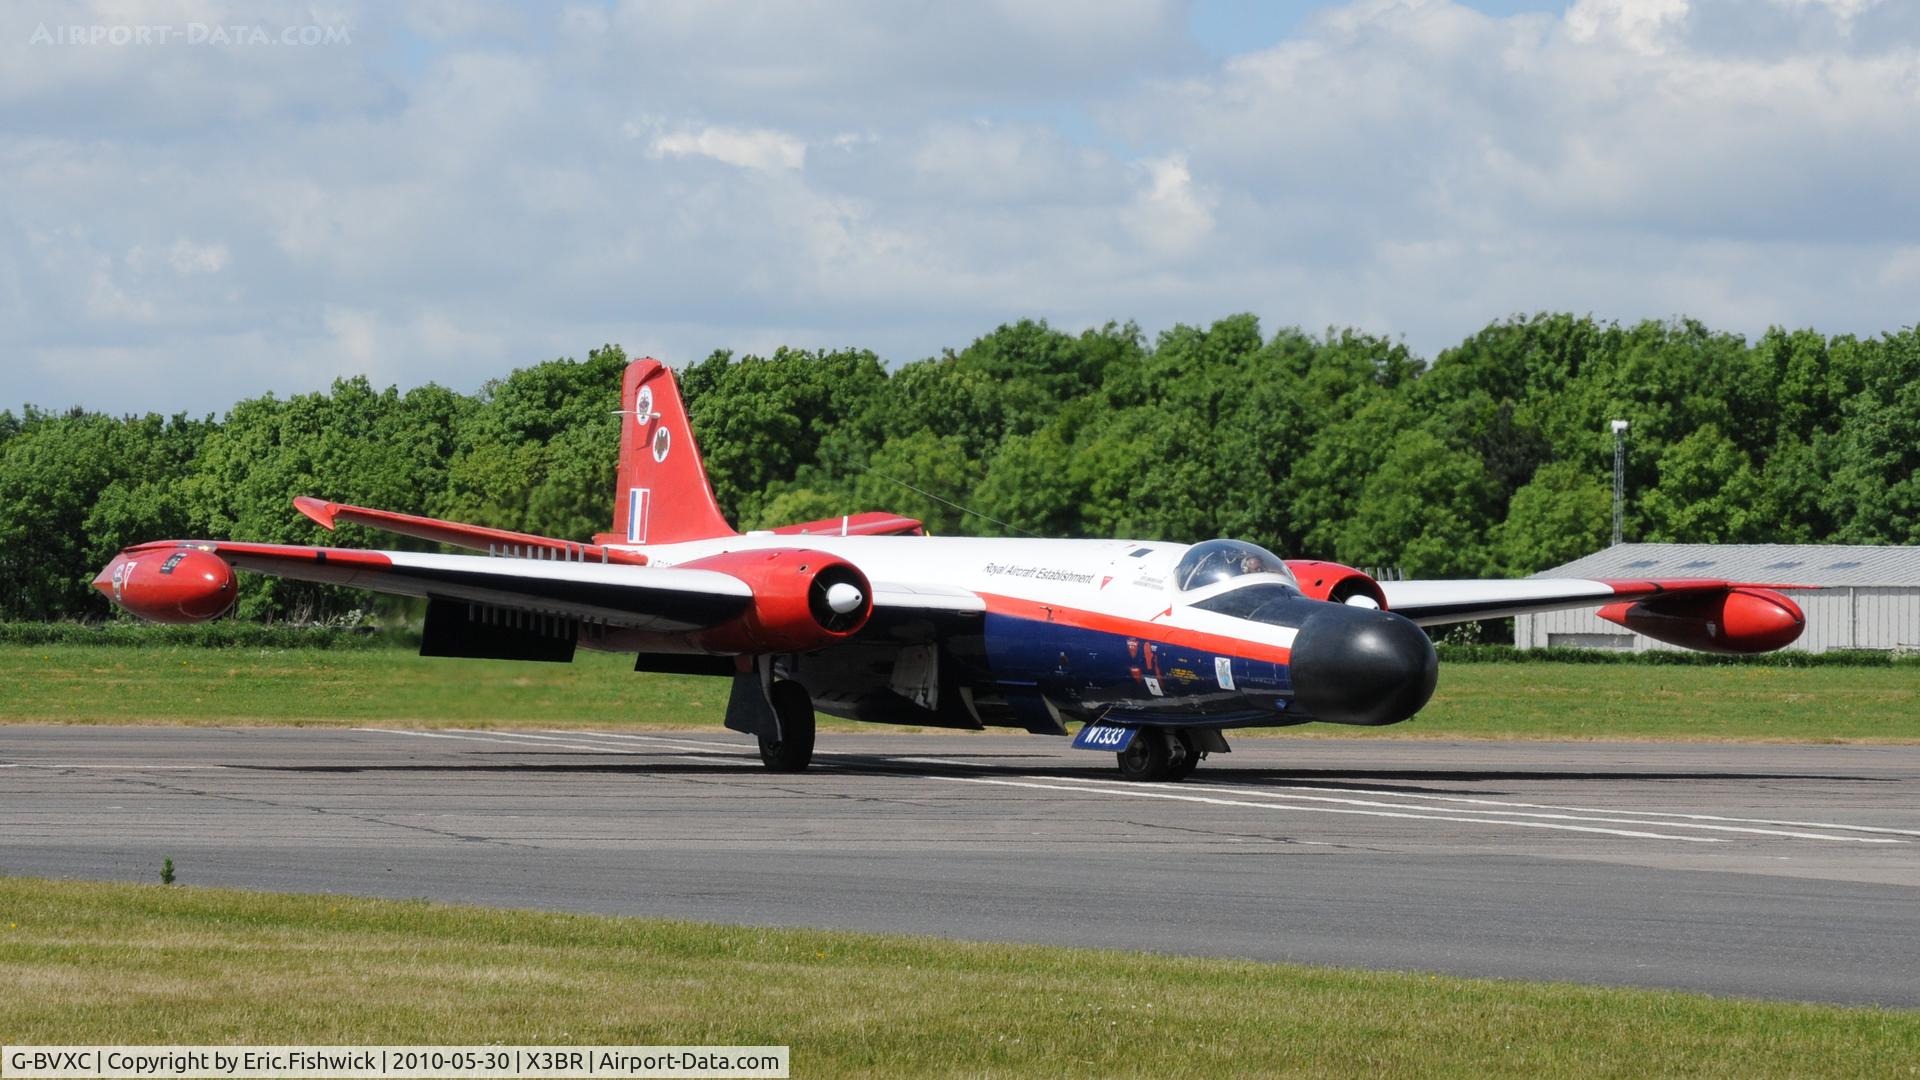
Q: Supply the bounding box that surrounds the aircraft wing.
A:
[293,497,649,564]
[1379,577,1799,627]
[771,511,927,537]
[108,538,984,640]
[115,540,750,630]
[279,496,974,645]
[870,581,987,614]
[860,580,987,643]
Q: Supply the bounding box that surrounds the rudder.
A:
[599,358,736,546]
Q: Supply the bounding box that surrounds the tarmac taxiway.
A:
[2,726,1916,1005]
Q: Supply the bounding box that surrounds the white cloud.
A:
[1125,154,1215,255]
[1107,0,1920,345]
[0,0,384,134]
[401,0,531,40]
[1566,0,1692,54]
[166,239,228,275]
[3,0,1919,417]
[648,124,807,172]
[1875,245,1920,290]
[324,305,378,367]
[567,0,1195,124]
[413,310,497,357]
[909,122,1108,203]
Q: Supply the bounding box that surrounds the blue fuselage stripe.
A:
[976,611,1291,724]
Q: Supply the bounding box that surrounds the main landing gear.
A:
[757,679,817,772]
[1115,729,1204,782]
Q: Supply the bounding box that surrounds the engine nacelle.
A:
[92,548,236,624]
[1284,560,1389,610]
[681,547,873,654]
[1598,587,1805,654]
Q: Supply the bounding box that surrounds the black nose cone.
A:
[1289,605,1439,726]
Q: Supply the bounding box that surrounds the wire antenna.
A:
[855,464,1043,538]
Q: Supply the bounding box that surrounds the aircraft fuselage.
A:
[624,533,1439,735]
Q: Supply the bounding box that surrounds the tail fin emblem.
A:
[601,358,735,546]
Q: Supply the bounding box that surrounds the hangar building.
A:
[1513,543,1920,654]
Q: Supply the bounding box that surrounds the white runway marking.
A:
[535,730,742,754]
[1096,779,1908,844]
[448,729,659,752]
[927,775,1726,842]
[354,728,645,754]
[477,729,760,763]
[1235,785,1920,838]
[347,730,1908,847]
[2,764,226,770]
[357,727,749,759]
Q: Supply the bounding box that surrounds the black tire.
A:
[1115,729,1171,781]
[1165,734,1202,781]
[758,680,816,772]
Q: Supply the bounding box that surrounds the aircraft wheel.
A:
[1165,733,1202,781]
[1115,729,1172,781]
[758,680,816,773]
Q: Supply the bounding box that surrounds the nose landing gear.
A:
[1115,729,1204,781]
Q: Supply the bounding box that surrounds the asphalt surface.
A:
[3,726,1918,1006]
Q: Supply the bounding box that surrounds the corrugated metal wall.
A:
[1514,587,1920,653]
[1853,588,1920,651]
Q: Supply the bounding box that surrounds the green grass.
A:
[1358,661,1920,742]
[0,644,742,729]
[1,644,1916,741]
[0,878,1913,1078]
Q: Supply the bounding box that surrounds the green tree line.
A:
[3,313,1916,623]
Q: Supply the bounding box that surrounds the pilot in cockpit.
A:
[1174,539,1296,592]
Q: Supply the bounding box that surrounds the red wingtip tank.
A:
[1597,587,1806,654]
[92,547,237,624]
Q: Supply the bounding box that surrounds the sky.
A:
[3,0,1917,416]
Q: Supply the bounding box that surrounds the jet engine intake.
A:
[1284,560,1389,609]
[682,548,874,654]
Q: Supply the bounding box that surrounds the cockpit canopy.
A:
[1173,539,1298,592]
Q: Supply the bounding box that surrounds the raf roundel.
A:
[652,426,671,462]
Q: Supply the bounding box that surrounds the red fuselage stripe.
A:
[978,592,1292,665]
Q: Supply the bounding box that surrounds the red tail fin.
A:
[597,358,735,546]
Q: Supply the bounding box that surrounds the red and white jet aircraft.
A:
[96,358,1807,779]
